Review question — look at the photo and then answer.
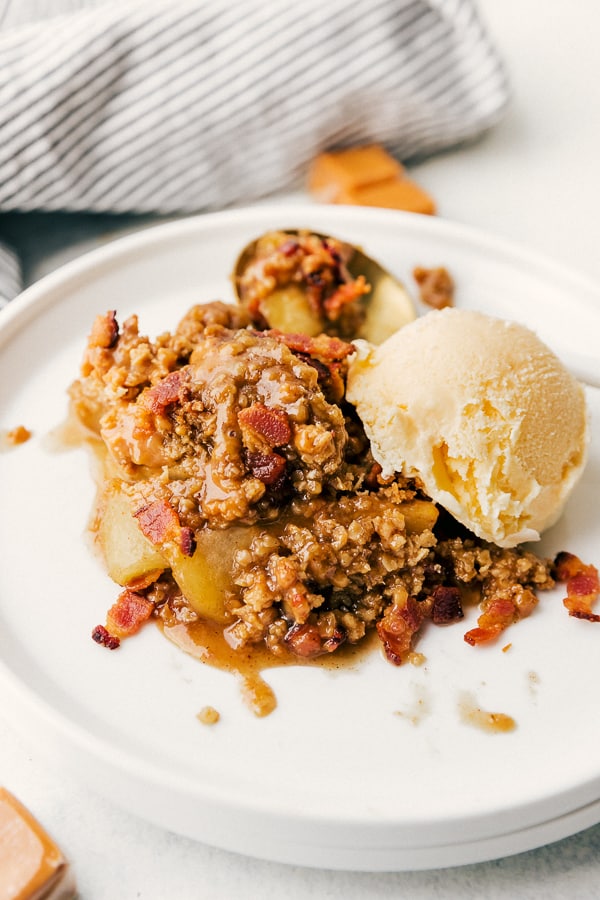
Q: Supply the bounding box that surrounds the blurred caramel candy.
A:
[308,144,404,200]
[308,144,436,214]
[0,789,75,900]
[336,179,435,214]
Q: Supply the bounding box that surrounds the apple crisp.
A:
[69,298,596,670]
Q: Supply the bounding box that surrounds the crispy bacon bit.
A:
[464,588,537,645]
[413,266,454,310]
[431,586,464,624]
[323,628,346,653]
[293,352,346,404]
[264,329,354,363]
[377,590,424,665]
[463,624,504,646]
[296,353,330,382]
[244,450,287,485]
[89,310,119,349]
[135,499,195,556]
[106,590,154,639]
[125,569,164,591]
[91,624,120,649]
[285,623,323,657]
[364,461,383,490]
[279,239,300,257]
[180,526,197,557]
[464,597,517,645]
[238,403,291,447]
[555,551,593,580]
[323,275,370,319]
[143,370,186,414]
[555,551,600,622]
[259,330,352,404]
[136,499,180,544]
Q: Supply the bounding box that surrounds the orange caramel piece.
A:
[336,178,436,215]
[308,144,435,214]
[308,145,404,201]
[0,788,75,900]
[5,426,32,446]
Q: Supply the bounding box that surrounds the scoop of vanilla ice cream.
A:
[346,308,589,547]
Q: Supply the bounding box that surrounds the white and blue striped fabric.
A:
[0,0,509,305]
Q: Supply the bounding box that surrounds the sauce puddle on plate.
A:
[159,618,377,718]
[458,690,516,733]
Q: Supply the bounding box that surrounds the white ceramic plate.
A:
[1,205,599,871]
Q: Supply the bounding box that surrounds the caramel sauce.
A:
[201,460,237,503]
[159,618,376,718]
[393,682,430,725]
[53,408,406,718]
[52,410,376,717]
[0,424,32,450]
[197,706,220,726]
[458,691,516,733]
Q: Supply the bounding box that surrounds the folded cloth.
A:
[0,241,21,308]
[0,0,509,302]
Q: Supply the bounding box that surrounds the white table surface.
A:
[2,1,600,897]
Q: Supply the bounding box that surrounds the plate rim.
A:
[1,203,600,867]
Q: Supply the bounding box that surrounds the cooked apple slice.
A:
[98,484,166,587]
[357,270,415,345]
[166,526,259,624]
[259,285,324,336]
[399,499,439,534]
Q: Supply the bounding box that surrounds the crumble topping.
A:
[69,301,590,668]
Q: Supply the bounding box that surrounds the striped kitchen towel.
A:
[0,0,509,304]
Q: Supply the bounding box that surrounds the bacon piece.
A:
[464,589,537,645]
[323,275,370,319]
[323,629,346,653]
[135,499,196,556]
[244,450,287,485]
[89,310,119,349]
[238,402,291,447]
[285,623,323,657]
[431,585,464,624]
[106,589,154,638]
[297,353,330,382]
[463,624,504,646]
[136,499,180,544]
[555,551,596,581]
[304,266,329,314]
[464,597,518,645]
[364,461,383,490]
[264,329,354,362]
[262,329,352,403]
[301,239,365,320]
[279,238,300,257]
[91,624,120,650]
[555,551,600,622]
[293,352,346,403]
[377,591,424,665]
[125,569,164,592]
[143,370,186,414]
[180,526,196,557]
